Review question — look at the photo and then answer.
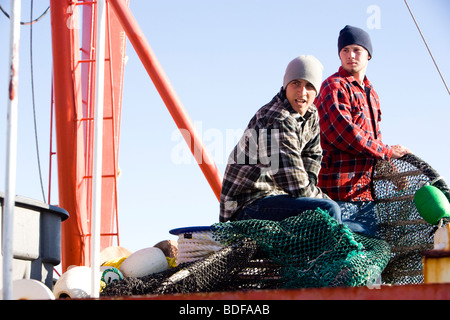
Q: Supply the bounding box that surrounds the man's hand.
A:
[391,145,412,159]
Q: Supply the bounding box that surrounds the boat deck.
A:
[106,283,450,300]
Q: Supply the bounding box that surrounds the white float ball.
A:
[53,266,100,299]
[1,279,56,300]
[120,247,168,278]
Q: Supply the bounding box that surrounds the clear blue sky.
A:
[0,0,449,260]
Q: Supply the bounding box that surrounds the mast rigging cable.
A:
[404,0,450,96]
[0,4,49,25]
[0,1,48,202]
[29,0,47,203]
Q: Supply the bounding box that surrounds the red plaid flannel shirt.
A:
[316,67,392,201]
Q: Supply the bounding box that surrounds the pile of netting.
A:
[100,153,448,297]
[101,209,391,297]
[210,210,390,289]
[372,153,450,285]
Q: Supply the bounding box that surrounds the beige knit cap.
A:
[283,55,323,93]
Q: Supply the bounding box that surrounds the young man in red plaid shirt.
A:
[316,25,411,237]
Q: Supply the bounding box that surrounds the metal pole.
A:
[3,0,22,300]
[91,0,106,298]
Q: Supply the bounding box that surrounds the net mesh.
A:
[210,209,391,289]
[372,153,449,285]
[100,239,260,296]
[100,153,448,297]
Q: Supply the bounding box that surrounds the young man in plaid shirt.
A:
[316,25,411,236]
[220,56,341,224]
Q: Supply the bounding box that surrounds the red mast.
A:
[50,0,126,271]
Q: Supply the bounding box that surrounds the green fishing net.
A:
[210,208,390,289]
[102,209,390,297]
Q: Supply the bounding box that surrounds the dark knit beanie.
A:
[338,25,373,58]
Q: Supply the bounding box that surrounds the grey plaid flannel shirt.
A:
[219,90,328,222]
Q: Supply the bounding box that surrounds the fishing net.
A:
[210,209,390,289]
[100,239,260,296]
[101,209,390,296]
[372,153,450,285]
[100,153,448,297]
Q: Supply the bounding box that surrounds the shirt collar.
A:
[338,66,372,88]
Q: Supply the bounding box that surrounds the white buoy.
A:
[53,266,101,299]
[120,247,169,278]
[12,279,55,300]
